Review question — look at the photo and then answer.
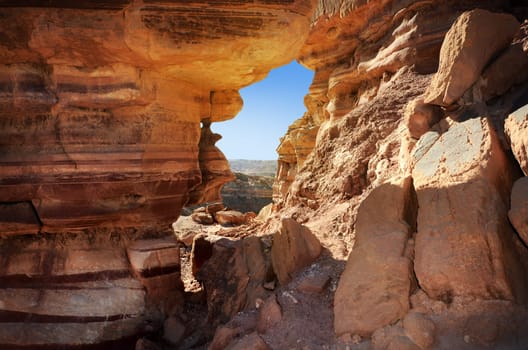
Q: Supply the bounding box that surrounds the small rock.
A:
[163,316,186,346]
[226,332,269,350]
[206,202,225,215]
[257,295,282,334]
[404,98,443,139]
[351,334,362,345]
[192,212,214,225]
[263,281,276,291]
[403,312,435,349]
[297,272,330,294]
[214,210,249,226]
[271,218,321,285]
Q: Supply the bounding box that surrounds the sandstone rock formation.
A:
[271,218,321,285]
[0,0,317,347]
[423,9,520,106]
[334,177,417,337]
[3,0,528,349]
[505,104,528,174]
[0,0,315,235]
[509,177,528,245]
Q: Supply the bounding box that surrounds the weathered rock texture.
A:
[0,1,317,347]
[334,176,417,337]
[505,104,528,175]
[271,0,528,347]
[0,233,165,349]
[3,0,528,349]
[0,0,315,235]
[423,9,520,106]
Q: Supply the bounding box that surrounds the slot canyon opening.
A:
[176,60,314,296]
[212,60,314,213]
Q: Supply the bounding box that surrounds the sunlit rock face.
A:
[0,1,317,347]
[0,0,316,235]
[271,0,528,345]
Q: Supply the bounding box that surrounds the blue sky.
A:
[213,61,314,160]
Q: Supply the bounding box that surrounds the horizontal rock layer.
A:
[0,0,316,235]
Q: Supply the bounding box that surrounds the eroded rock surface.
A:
[423,9,520,106]
[412,117,527,302]
[334,177,417,337]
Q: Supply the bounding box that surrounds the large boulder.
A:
[474,43,528,102]
[505,104,528,175]
[412,117,528,302]
[509,177,528,246]
[193,235,270,324]
[334,176,417,337]
[271,218,321,285]
[424,9,520,106]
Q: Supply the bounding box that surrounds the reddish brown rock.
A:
[126,237,183,306]
[257,295,282,334]
[424,9,520,106]
[474,43,528,101]
[297,271,331,294]
[505,104,528,175]
[334,177,417,337]
[187,120,235,205]
[403,312,436,349]
[271,218,321,285]
[404,98,443,139]
[412,117,527,302]
[194,235,269,324]
[192,211,215,225]
[509,177,528,246]
[0,234,153,349]
[214,210,251,227]
[0,0,316,235]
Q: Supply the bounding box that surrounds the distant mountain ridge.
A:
[228,159,277,177]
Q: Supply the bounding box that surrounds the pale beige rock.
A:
[334,176,417,337]
[413,117,527,302]
[404,98,443,139]
[424,9,520,106]
[509,177,528,246]
[271,218,322,285]
[505,104,528,175]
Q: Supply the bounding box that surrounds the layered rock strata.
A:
[0,0,317,347]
